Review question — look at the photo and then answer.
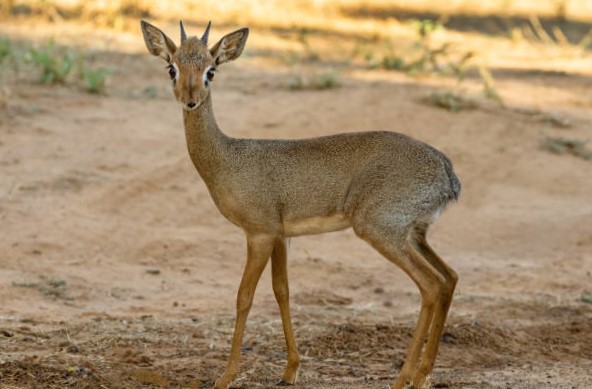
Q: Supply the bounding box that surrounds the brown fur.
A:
[141,20,461,389]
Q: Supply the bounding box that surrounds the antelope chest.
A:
[210,187,274,229]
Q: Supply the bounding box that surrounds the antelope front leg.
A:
[214,234,275,389]
[271,238,300,385]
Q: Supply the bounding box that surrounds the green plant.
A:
[540,136,592,160]
[314,72,340,89]
[0,36,11,62]
[28,41,74,83]
[381,55,406,71]
[82,67,110,94]
[288,71,340,91]
[0,35,24,75]
[424,91,475,112]
[377,19,472,81]
[12,277,71,300]
[410,19,444,39]
[0,36,11,109]
[407,19,446,74]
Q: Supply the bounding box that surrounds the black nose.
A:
[187,102,196,108]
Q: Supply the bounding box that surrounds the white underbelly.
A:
[283,214,351,237]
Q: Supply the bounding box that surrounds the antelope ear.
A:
[141,20,177,63]
[209,28,249,65]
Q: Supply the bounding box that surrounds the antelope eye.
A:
[206,68,215,82]
[167,64,177,80]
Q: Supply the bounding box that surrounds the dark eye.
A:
[167,64,176,80]
[207,68,215,82]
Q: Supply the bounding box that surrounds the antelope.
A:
[140,20,461,389]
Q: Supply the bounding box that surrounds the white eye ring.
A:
[203,66,216,87]
[167,63,179,83]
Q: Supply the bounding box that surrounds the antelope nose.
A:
[187,102,197,109]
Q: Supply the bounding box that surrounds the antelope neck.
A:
[182,93,230,182]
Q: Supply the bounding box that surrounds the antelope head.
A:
[141,20,249,111]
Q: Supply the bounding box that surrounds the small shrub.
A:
[540,136,592,160]
[410,19,444,39]
[424,91,475,112]
[82,67,110,94]
[0,36,11,62]
[377,19,472,81]
[381,55,406,71]
[28,41,74,83]
[12,277,71,300]
[288,72,340,91]
[314,72,340,89]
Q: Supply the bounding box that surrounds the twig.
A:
[529,16,555,45]
[552,26,570,47]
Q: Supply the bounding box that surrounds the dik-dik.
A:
[141,20,461,389]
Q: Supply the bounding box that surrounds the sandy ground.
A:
[1,16,592,389]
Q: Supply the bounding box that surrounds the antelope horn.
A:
[180,20,187,42]
[201,21,211,44]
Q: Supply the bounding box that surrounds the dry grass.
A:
[3,0,592,79]
[24,0,592,24]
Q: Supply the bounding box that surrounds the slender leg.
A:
[215,234,276,389]
[271,238,300,385]
[353,223,444,389]
[389,245,443,389]
[412,236,458,387]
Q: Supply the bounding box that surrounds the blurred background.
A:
[2,0,592,97]
[1,1,591,388]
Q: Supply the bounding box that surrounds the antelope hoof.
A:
[278,364,299,386]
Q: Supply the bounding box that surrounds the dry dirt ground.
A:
[1,16,592,389]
